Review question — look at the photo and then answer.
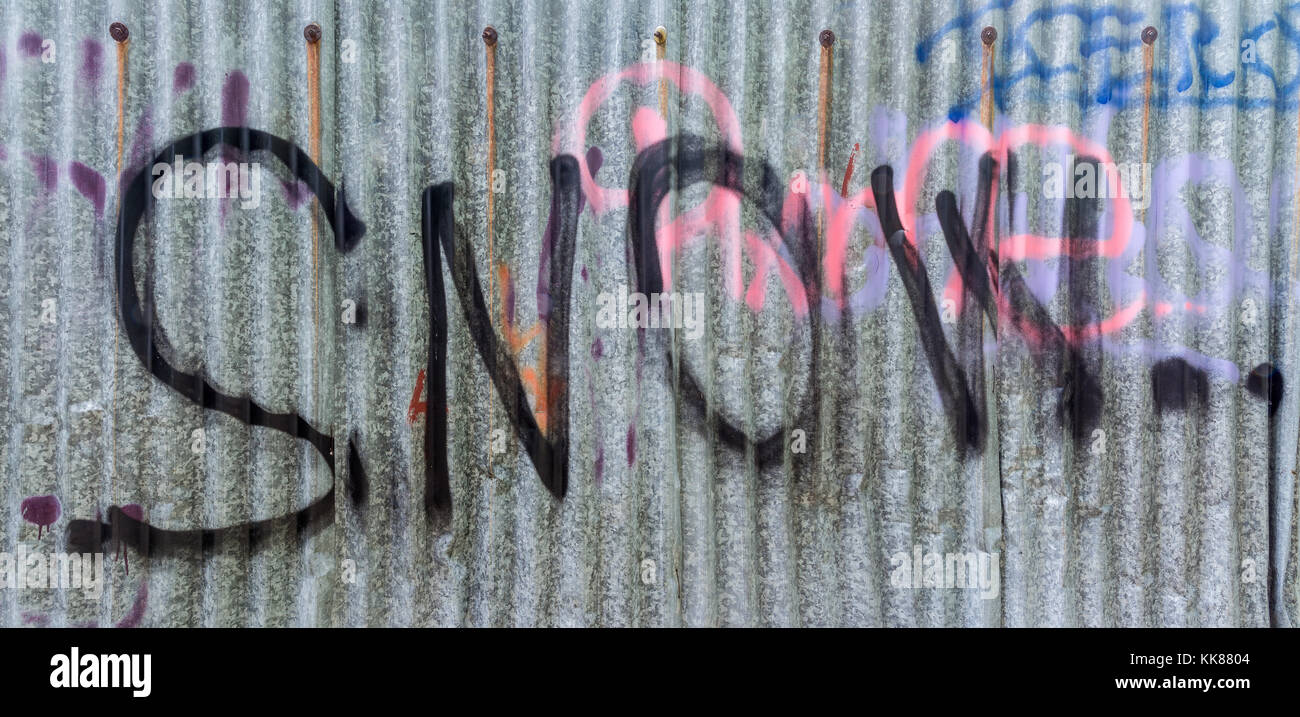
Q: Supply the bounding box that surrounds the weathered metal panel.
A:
[0,0,1297,626]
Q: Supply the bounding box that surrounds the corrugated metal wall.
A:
[1,0,1297,626]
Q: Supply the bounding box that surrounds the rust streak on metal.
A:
[484,25,498,270]
[111,21,130,500]
[817,29,834,246]
[979,25,1002,564]
[306,22,323,432]
[980,26,996,132]
[655,26,668,120]
[1140,26,1156,223]
[112,23,129,185]
[484,25,500,525]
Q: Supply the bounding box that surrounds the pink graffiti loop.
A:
[555,61,761,301]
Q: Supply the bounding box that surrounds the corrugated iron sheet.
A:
[0,0,1297,626]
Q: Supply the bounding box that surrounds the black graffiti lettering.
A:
[627,135,821,465]
[420,186,452,515]
[419,156,580,517]
[873,152,1104,450]
[938,157,999,325]
[417,135,821,519]
[67,127,1198,550]
[1246,362,1283,416]
[69,126,367,554]
[871,165,984,452]
[1151,357,1210,414]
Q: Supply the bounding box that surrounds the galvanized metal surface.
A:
[0,0,1298,626]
